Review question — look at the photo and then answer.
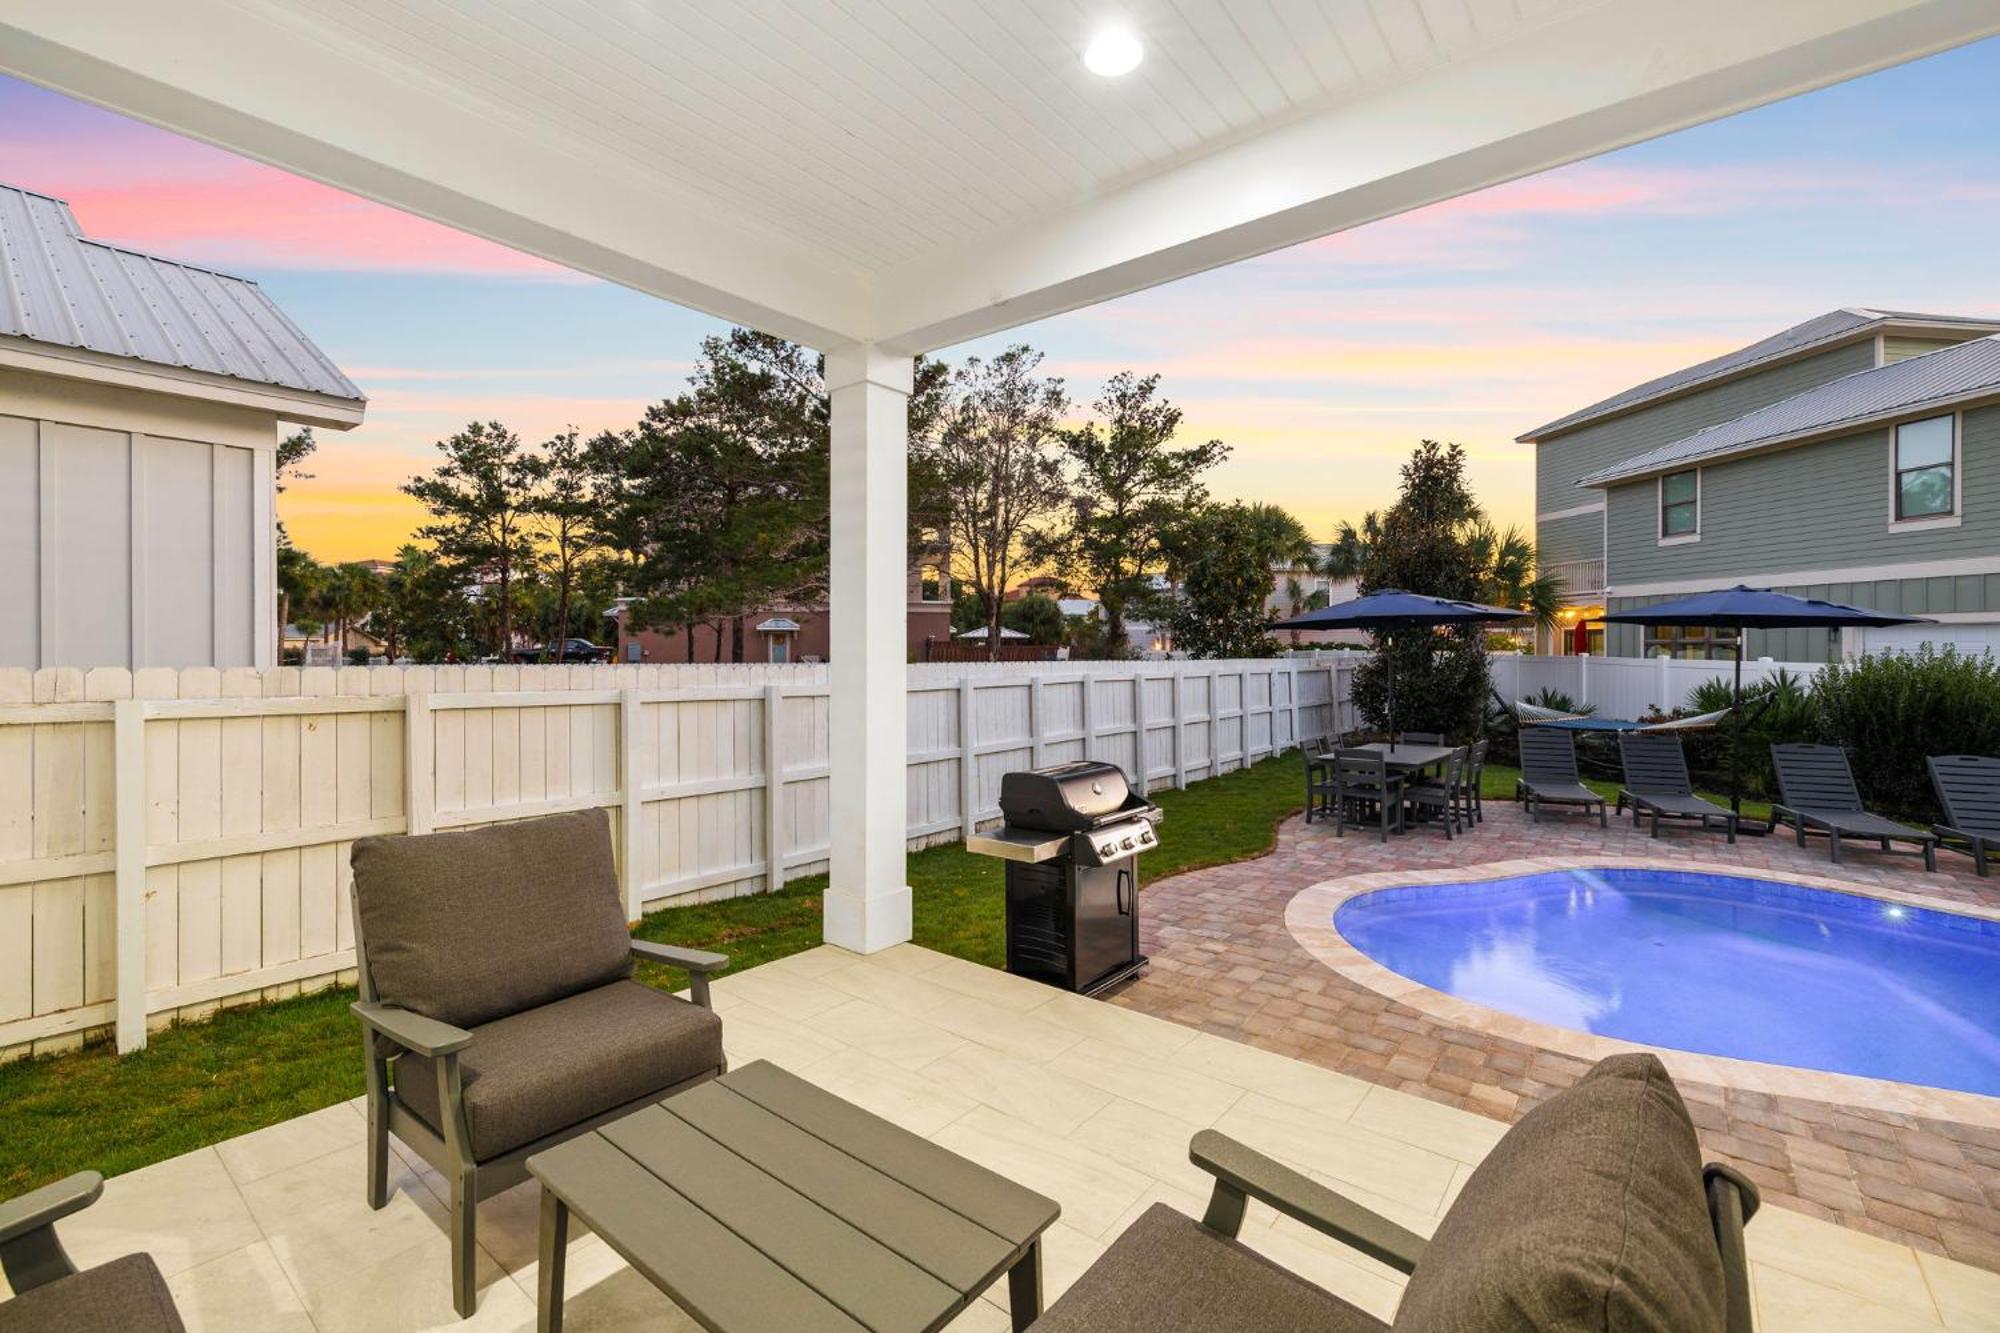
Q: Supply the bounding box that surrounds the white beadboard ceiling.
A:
[2,0,1995,350]
[282,0,1589,272]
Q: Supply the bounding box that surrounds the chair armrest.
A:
[1189,1130,1428,1275]
[351,1001,473,1058]
[631,940,729,973]
[0,1172,102,1247]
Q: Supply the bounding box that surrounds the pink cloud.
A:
[0,104,567,277]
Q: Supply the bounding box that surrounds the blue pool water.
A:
[1335,869,2000,1097]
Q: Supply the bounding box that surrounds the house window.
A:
[919,566,949,602]
[1644,624,1739,661]
[1893,416,1955,520]
[1659,470,1699,538]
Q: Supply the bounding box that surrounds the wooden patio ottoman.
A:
[526,1060,1060,1333]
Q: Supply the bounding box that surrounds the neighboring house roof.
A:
[1518,308,2000,442]
[956,625,1028,640]
[1578,335,2000,487]
[1055,598,1098,618]
[0,182,364,404]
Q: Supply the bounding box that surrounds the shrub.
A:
[1351,630,1487,741]
[1812,647,2000,820]
[1681,668,1818,798]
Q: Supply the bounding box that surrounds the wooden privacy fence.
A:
[0,657,1353,1058]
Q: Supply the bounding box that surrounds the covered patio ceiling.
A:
[3,1,1995,354]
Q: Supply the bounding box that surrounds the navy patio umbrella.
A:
[1274,589,1531,742]
[1603,586,1929,826]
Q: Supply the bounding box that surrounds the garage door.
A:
[1858,622,2000,657]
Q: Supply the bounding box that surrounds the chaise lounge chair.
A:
[0,1172,186,1331]
[1032,1052,1759,1333]
[1928,754,2000,877]
[1616,732,1737,843]
[1771,743,1936,870]
[1516,726,1607,826]
[349,808,731,1316]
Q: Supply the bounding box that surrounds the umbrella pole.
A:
[1730,638,1743,820]
[1386,632,1396,745]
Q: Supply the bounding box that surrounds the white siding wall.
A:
[0,405,272,671]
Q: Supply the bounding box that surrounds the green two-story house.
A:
[1523,309,2000,661]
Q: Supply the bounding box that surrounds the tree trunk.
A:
[986,584,1003,663]
[713,621,725,663]
[497,563,512,659]
[554,567,571,661]
[731,615,744,664]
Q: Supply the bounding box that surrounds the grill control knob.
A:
[1120,837,1135,850]
[1099,843,1114,858]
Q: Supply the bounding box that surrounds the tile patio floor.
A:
[1112,793,2000,1294]
[20,940,2000,1330]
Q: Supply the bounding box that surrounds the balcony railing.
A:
[1544,558,1605,601]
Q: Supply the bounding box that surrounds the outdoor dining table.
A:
[1355,742,1454,773]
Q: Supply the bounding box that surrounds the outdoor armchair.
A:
[1516,726,1608,826]
[1401,746,1466,840]
[1770,744,1936,870]
[1032,1053,1758,1333]
[0,1172,186,1331]
[1928,754,2000,876]
[1616,733,1737,843]
[349,808,729,1318]
[1302,743,1336,824]
[1331,749,1405,843]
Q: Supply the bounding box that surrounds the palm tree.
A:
[1466,521,1563,629]
[1321,511,1380,580]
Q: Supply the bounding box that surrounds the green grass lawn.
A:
[1,752,1308,1196]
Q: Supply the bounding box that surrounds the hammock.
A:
[1511,700,1733,733]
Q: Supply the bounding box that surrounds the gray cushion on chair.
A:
[395,979,723,1161]
[0,1253,186,1332]
[351,809,633,1029]
[1391,1053,1724,1333]
[1030,1203,1388,1333]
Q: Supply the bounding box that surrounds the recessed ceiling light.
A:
[1083,22,1143,78]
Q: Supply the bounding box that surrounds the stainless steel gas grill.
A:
[965,760,1162,996]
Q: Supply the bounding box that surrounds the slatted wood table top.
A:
[527,1060,1061,1333]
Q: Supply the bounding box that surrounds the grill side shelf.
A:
[964,828,1069,864]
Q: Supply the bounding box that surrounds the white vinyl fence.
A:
[0,657,1354,1059]
[1489,653,1819,720]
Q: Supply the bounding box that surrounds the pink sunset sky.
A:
[3,40,1998,563]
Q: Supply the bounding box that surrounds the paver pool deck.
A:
[1111,795,2000,1291]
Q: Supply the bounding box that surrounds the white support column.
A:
[824,345,913,954]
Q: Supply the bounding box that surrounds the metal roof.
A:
[1518,308,2000,442]
[1578,335,2000,487]
[0,182,363,403]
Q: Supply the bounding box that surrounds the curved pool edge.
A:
[1283,855,2000,1130]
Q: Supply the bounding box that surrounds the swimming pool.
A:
[1334,868,2000,1097]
